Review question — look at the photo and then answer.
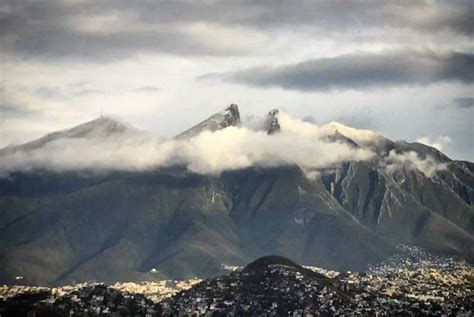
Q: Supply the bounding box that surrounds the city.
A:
[1,247,472,316]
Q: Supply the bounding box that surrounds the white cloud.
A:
[416,136,452,152]
[0,113,374,176]
[384,150,447,178]
[318,121,383,145]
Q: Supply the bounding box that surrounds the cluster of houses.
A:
[0,283,161,316]
[164,257,473,316]
[110,279,202,303]
[338,262,473,315]
[1,245,472,316]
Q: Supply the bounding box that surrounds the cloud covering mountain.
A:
[0,106,452,186]
[0,111,374,175]
[0,105,472,286]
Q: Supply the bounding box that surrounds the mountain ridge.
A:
[0,116,133,155]
[0,104,472,285]
[174,104,241,140]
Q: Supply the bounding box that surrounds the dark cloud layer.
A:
[453,97,474,108]
[200,51,474,91]
[0,1,247,61]
[72,0,472,34]
[0,101,39,118]
[0,0,472,61]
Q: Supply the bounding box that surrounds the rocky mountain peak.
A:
[221,103,241,128]
[175,104,241,139]
[266,109,281,135]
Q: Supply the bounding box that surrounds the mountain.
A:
[266,109,281,135]
[0,165,393,285]
[316,123,474,259]
[0,116,133,155]
[0,104,472,286]
[242,255,326,279]
[174,104,240,139]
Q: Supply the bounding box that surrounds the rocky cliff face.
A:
[266,109,281,135]
[174,104,241,140]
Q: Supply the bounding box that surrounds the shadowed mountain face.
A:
[0,166,393,285]
[319,147,474,259]
[242,255,327,280]
[0,104,472,286]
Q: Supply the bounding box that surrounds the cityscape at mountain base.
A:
[1,249,472,316]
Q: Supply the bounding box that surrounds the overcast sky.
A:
[1,0,473,160]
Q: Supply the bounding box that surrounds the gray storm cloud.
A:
[1,0,471,61]
[200,51,474,91]
[454,97,474,109]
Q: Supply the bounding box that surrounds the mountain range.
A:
[0,104,472,286]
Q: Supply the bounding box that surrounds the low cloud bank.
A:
[0,113,374,176]
[385,150,447,178]
[0,112,449,178]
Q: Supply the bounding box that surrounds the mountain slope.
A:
[0,166,393,285]
[0,116,132,155]
[174,104,241,140]
[317,123,474,260]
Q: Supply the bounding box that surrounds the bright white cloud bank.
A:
[0,112,450,178]
[385,150,447,178]
[0,113,374,176]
